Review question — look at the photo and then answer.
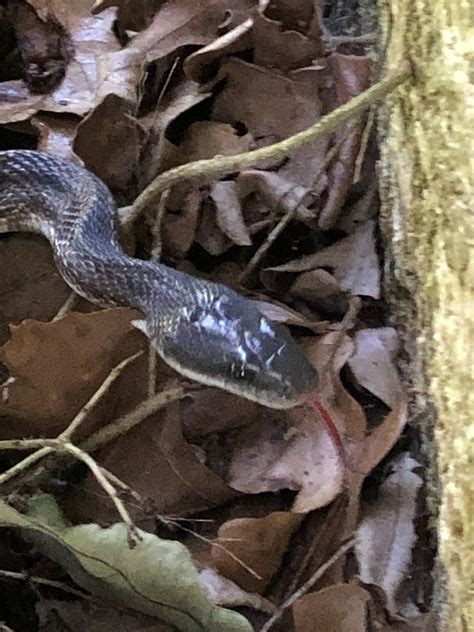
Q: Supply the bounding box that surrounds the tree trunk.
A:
[377,1,472,630]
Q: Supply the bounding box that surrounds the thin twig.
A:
[353,110,375,183]
[259,538,354,632]
[147,345,158,397]
[0,568,88,598]
[150,188,170,261]
[81,385,184,453]
[126,66,410,226]
[64,442,140,543]
[237,126,356,286]
[0,436,139,540]
[0,351,143,487]
[52,292,76,321]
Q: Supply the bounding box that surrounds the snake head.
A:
[135,285,317,409]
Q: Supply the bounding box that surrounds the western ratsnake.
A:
[0,150,317,408]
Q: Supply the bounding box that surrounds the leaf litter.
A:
[0,1,434,630]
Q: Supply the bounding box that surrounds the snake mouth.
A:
[157,345,317,409]
[152,293,318,409]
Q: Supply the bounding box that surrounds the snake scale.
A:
[0,150,317,408]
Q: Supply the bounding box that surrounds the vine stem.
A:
[126,64,410,226]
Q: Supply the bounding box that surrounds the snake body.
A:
[0,150,317,408]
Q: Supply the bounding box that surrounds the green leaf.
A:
[0,495,252,632]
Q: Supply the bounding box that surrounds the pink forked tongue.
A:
[309,397,347,466]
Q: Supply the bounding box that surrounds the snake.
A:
[0,150,317,408]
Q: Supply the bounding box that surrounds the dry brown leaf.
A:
[161,186,202,258]
[236,170,320,222]
[32,111,78,158]
[179,120,252,162]
[292,583,372,632]
[290,268,350,315]
[131,0,255,62]
[210,181,252,247]
[0,308,144,438]
[212,511,303,593]
[348,327,403,409]
[0,236,71,345]
[199,566,276,614]
[196,196,232,256]
[228,406,344,512]
[212,57,329,186]
[0,79,44,123]
[357,399,409,479]
[267,220,381,298]
[69,402,239,524]
[74,93,145,195]
[185,18,253,83]
[355,454,423,616]
[253,2,324,72]
[139,81,211,185]
[2,4,145,119]
[318,53,372,230]
[181,388,262,439]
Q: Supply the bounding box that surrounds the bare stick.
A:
[81,385,184,453]
[259,539,354,632]
[126,65,410,226]
[0,351,143,487]
[0,569,88,598]
[63,442,140,543]
[0,436,138,540]
[237,127,355,286]
[52,292,76,321]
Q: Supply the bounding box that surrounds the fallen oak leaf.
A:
[266,220,381,299]
[348,327,403,409]
[253,1,324,72]
[0,308,146,439]
[211,511,303,593]
[228,403,344,513]
[67,400,239,525]
[130,0,255,63]
[292,583,372,632]
[199,566,277,614]
[210,181,252,247]
[355,454,423,616]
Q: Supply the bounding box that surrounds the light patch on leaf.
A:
[355,454,423,616]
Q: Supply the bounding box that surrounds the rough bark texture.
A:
[377,1,472,630]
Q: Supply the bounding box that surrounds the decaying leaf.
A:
[348,327,403,409]
[68,402,239,524]
[130,0,255,62]
[292,583,372,632]
[210,181,252,247]
[212,511,303,593]
[228,406,344,512]
[0,495,252,632]
[0,308,145,438]
[355,454,423,616]
[199,566,276,614]
[37,599,174,632]
[266,220,381,299]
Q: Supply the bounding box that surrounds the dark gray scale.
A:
[0,150,317,408]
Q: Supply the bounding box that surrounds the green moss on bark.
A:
[377,1,472,630]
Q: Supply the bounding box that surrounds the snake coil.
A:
[0,150,317,408]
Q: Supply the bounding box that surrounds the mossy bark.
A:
[377,1,472,630]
